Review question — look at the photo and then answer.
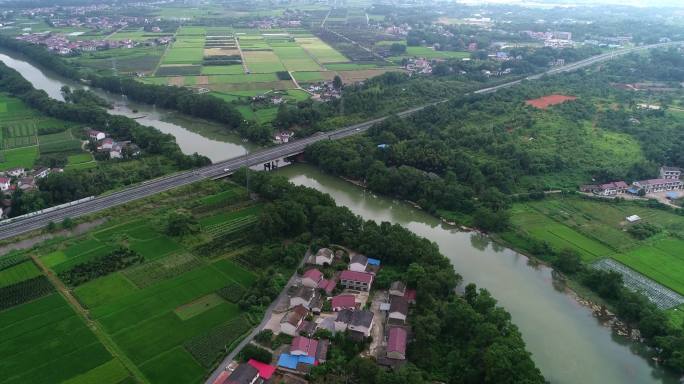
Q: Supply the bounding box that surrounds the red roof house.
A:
[302,268,323,288]
[247,359,276,380]
[317,278,336,295]
[387,327,407,360]
[291,336,319,358]
[331,294,356,311]
[339,270,374,291]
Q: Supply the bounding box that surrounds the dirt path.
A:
[234,36,250,74]
[31,255,150,384]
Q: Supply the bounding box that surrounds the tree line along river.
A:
[0,48,678,384]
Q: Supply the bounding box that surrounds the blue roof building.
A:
[367,258,381,266]
[277,354,316,370]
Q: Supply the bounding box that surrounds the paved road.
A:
[0,41,680,242]
[204,252,309,384]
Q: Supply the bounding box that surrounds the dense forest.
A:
[233,169,545,383]
[0,62,209,215]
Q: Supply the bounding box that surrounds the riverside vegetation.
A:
[0,170,544,384]
[304,48,684,374]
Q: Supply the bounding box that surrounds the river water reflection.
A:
[278,164,678,384]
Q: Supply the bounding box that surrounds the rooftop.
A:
[390,296,409,315]
[387,327,407,355]
[331,294,356,309]
[303,268,322,281]
[225,363,258,384]
[247,359,276,380]
[351,254,368,265]
[340,270,373,284]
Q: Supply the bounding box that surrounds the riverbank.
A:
[277,164,679,383]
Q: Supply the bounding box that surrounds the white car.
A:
[223,168,231,172]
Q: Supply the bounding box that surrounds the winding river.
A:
[0,51,256,162]
[0,50,679,384]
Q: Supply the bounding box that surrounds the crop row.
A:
[0,252,28,271]
[204,216,257,238]
[123,253,203,288]
[183,316,252,368]
[0,276,55,311]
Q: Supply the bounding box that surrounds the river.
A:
[0,51,256,162]
[0,50,678,384]
[277,164,678,384]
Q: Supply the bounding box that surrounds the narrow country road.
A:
[204,252,309,384]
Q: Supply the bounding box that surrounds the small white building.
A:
[314,248,334,266]
[280,305,308,336]
[349,254,368,272]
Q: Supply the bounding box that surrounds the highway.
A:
[0,41,681,242]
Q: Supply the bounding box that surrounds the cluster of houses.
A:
[581,166,683,197]
[0,166,59,215]
[87,129,140,159]
[15,32,170,56]
[522,30,574,48]
[307,81,341,101]
[220,247,416,383]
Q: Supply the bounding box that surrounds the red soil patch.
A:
[525,94,577,109]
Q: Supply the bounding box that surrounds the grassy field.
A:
[509,196,684,295]
[0,181,265,383]
[297,37,349,63]
[0,288,131,384]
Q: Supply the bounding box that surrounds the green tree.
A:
[164,210,199,236]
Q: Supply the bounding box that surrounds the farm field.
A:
[509,196,684,295]
[0,266,134,384]
[0,94,91,170]
[0,181,268,383]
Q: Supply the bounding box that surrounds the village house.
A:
[222,362,259,384]
[581,181,628,196]
[0,177,10,191]
[99,138,114,151]
[301,269,323,288]
[18,177,36,191]
[660,166,681,180]
[246,359,275,382]
[289,336,329,363]
[349,255,368,272]
[339,270,374,291]
[632,178,684,194]
[289,286,318,310]
[331,294,357,311]
[317,278,336,296]
[389,281,406,297]
[33,167,50,179]
[404,289,417,305]
[280,305,308,336]
[314,248,334,265]
[6,168,25,178]
[388,296,409,325]
[335,309,374,340]
[386,327,408,360]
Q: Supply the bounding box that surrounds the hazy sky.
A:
[457,0,684,7]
